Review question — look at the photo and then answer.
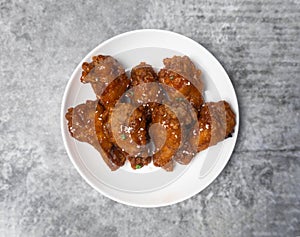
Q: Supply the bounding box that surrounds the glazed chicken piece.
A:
[127,62,165,117]
[129,62,162,103]
[150,104,182,167]
[158,56,204,110]
[125,62,166,168]
[193,101,236,152]
[166,99,199,165]
[146,122,174,172]
[109,103,151,169]
[65,100,127,170]
[172,100,198,165]
[80,55,130,108]
[173,140,198,165]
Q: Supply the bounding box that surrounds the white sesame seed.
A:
[124,126,133,133]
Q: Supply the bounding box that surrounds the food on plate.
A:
[65,55,236,171]
[109,103,151,169]
[158,56,204,110]
[129,62,163,105]
[194,101,236,152]
[80,55,130,108]
[65,100,125,170]
[150,104,182,167]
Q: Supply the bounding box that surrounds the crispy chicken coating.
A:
[127,62,165,121]
[151,104,182,167]
[129,62,163,104]
[109,103,151,169]
[80,55,130,108]
[65,100,126,170]
[162,160,175,172]
[66,54,237,172]
[158,56,204,110]
[173,141,197,165]
[125,62,166,168]
[194,101,236,152]
[167,100,199,165]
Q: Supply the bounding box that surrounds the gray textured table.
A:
[1,0,299,236]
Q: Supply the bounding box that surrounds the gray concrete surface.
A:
[0,0,299,236]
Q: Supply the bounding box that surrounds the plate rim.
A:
[61,29,240,207]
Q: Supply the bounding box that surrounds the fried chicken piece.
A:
[125,62,166,169]
[151,104,182,167]
[109,103,151,169]
[129,62,164,104]
[167,99,199,165]
[162,160,175,172]
[173,139,198,165]
[65,100,126,170]
[173,101,236,165]
[148,98,199,168]
[80,55,130,108]
[127,62,165,122]
[128,157,152,170]
[193,101,236,152]
[158,56,204,110]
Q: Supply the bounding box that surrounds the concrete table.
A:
[0,0,299,236]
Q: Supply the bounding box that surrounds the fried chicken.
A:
[129,62,162,103]
[80,55,130,108]
[158,56,204,110]
[65,100,126,170]
[127,62,165,117]
[65,54,237,172]
[109,102,151,169]
[124,62,166,169]
[157,99,199,166]
[193,101,236,152]
[150,104,182,167]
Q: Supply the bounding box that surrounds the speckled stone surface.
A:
[0,0,299,236]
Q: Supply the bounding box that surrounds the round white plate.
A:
[61,29,239,207]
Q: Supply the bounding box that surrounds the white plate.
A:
[61,29,239,207]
